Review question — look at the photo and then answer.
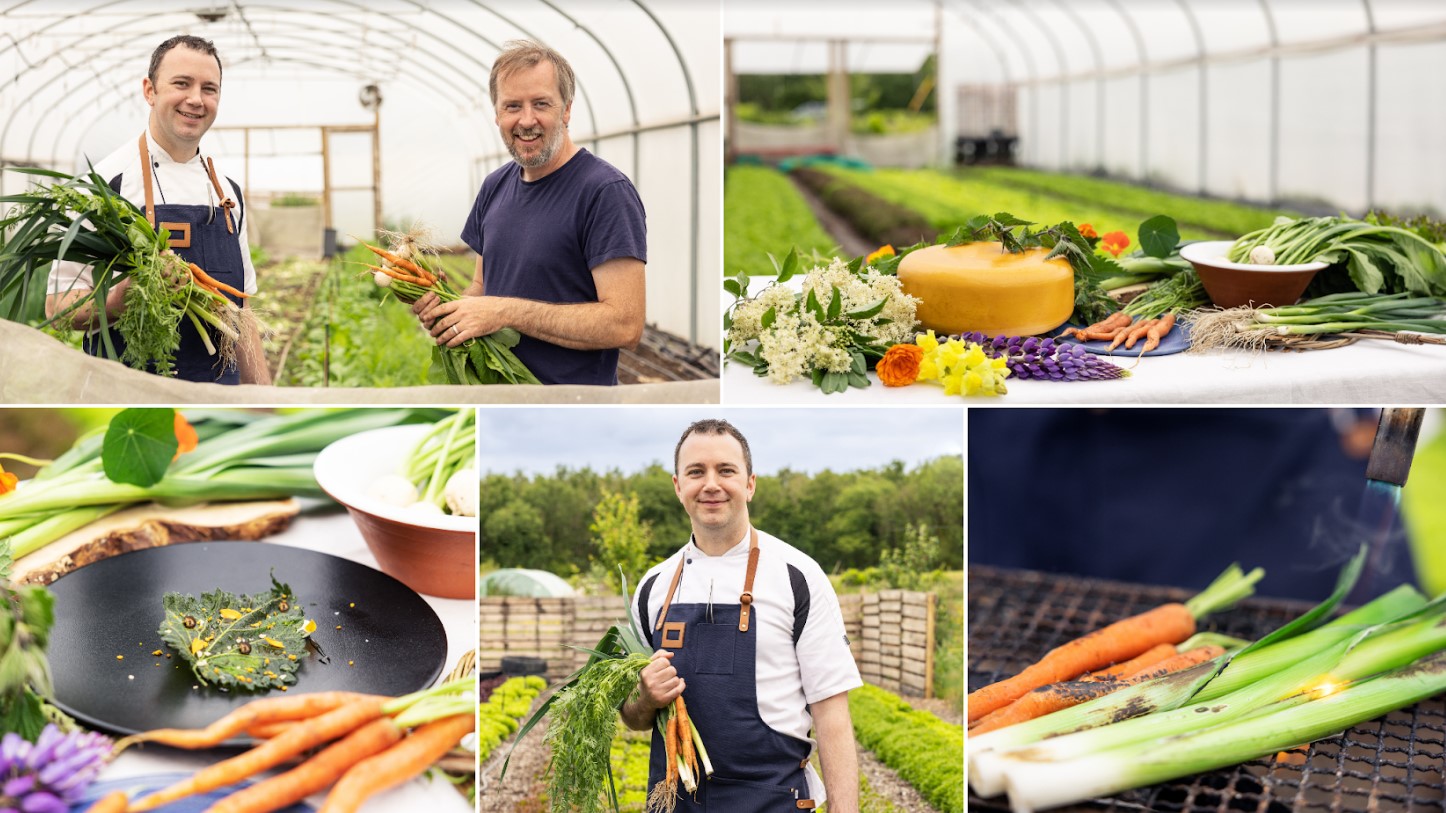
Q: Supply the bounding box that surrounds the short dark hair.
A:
[489,39,576,109]
[148,35,223,85]
[674,419,753,476]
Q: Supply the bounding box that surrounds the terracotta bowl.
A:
[314,425,476,600]
[1180,240,1330,309]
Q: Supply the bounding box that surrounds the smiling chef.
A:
[46,35,269,385]
[623,419,862,812]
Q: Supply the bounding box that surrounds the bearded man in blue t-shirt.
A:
[413,39,647,386]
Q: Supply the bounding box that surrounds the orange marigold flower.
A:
[1101,231,1130,257]
[173,412,198,460]
[876,343,925,387]
[0,463,16,496]
[1078,223,1098,239]
[864,244,896,265]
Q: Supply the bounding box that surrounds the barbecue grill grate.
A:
[968,565,1446,813]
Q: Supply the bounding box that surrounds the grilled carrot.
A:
[205,718,404,813]
[115,692,373,752]
[317,713,476,813]
[1081,643,1177,682]
[188,263,249,299]
[968,646,1225,735]
[1141,312,1177,353]
[84,791,128,813]
[128,696,388,811]
[966,603,1197,724]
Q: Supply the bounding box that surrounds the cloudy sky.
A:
[477,407,962,476]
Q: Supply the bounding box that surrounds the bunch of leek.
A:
[0,408,437,569]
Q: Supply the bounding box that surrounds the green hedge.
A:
[850,684,963,813]
[478,675,547,763]
[724,165,837,277]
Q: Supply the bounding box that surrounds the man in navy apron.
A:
[624,420,862,811]
[46,35,269,385]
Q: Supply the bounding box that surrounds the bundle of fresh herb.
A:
[160,576,313,691]
[361,229,540,385]
[1229,215,1446,297]
[724,247,920,393]
[0,167,252,376]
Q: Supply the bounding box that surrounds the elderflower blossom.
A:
[726,257,920,386]
[914,330,1010,397]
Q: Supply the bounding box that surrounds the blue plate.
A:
[1055,319,1191,357]
[72,773,312,811]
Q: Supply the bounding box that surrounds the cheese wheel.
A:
[897,242,1074,336]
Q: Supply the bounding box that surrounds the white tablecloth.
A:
[95,502,475,813]
[725,278,1446,404]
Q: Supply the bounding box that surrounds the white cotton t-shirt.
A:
[630,528,863,804]
[47,132,257,298]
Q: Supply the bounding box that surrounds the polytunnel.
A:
[0,0,720,401]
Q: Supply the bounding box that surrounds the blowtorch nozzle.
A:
[1365,408,1426,486]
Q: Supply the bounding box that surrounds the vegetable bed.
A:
[851,684,964,813]
[967,565,1446,812]
[725,165,837,277]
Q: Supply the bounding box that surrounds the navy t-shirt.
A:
[460,149,647,385]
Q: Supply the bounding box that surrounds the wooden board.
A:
[11,499,300,585]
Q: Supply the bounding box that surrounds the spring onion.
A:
[1001,650,1446,812]
[1228,215,1446,296]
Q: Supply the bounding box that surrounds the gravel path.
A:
[476,699,549,813]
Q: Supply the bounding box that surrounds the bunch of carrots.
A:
[651,695,711,812]
[966,564,1261,734]
[87,678,475,813]
[360,239,539,386]
[1060,311,1177,354]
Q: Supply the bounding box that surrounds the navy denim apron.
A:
[647,529,817,812]
[85,134,245,384]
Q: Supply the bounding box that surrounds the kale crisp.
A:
[159,576,312,691]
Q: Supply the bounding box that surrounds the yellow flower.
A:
[864,244,896,265]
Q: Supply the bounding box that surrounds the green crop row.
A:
[792,167,937,250]
[850,684,964,813]
[478,675,548,763]
[967,166,1299,238]
[724,165,838,277]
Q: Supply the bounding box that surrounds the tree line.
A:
[479,455,963,577]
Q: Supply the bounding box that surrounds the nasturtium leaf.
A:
[1139,215,1181,259]
[159,576,310,692]
[102,408,178,487]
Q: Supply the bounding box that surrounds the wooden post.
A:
[371,105,382,236]
[320,127,332,231]
[925,591,937,699]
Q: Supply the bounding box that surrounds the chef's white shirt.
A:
[631,528,863,804]
[47,131,257,298]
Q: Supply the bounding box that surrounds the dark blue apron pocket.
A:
[692,622,737,675]
[705,775,804,812]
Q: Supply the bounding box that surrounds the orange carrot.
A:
[317,713,476,813]
[968,646,1224,735]
[115,692,373,752]
[1105,322,1136,350]
[365,263,429,286]
[188,263,249,299]
[1123,318,1159,350]
[206,717,405,813]
[677,697,697,783]
[244,720,300,740]
[966,602,1197,724]
[363,244,434,282]
[1141,312,1177,353]
[84,791,128,813]
[1081,643,1177,682]
[666,713,679,785]
[128,696,388,811]
[1064,312,1131,340]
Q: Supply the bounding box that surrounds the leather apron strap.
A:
[204,156,236,234]
[655,527,761,633]
[137,133,156,228]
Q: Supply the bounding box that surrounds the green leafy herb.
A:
[1138,215,1181,259]
[159,576,310,691]
[0,582,57,740]
[101,408,178,487]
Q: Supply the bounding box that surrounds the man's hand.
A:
[410,291,443,328]
[422,296,510,347]
[620,650,684,730]
[812,690,859,813]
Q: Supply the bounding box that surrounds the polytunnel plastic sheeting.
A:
[0,0,721,348]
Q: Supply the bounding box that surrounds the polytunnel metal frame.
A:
[0,0,715,345]
[940,0,1446,213]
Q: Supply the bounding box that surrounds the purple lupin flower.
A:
[955,332,1130,381]
[0,725,111,813]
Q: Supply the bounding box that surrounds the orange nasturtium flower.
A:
[1078,223,1098,239]
[876,343,925,387]
[173,412,199,460]
[1101,231,1130,257]
[864,244,896,265]
[0,462,17,496]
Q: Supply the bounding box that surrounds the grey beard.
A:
[508,129,560,169]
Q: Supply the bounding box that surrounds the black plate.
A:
[48,542,446,736]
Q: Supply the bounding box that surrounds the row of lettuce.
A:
[480,675,963,813]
